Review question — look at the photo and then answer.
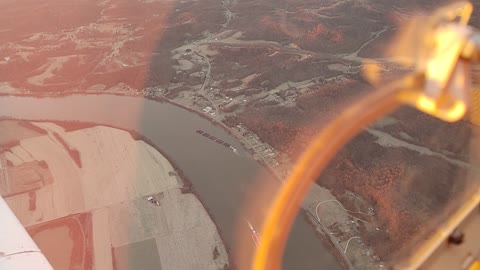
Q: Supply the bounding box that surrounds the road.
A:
[344,237,361,254]
[221,0,234,29]
[311,205,355,270]
[342,26,391,61]
[315,199,370,218]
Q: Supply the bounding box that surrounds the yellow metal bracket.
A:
[398,2,474,122]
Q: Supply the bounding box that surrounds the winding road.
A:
[315,199,370,220]
[344,237,361,254]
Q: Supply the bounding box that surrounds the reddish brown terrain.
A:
[1,0,480,269]
[27,213,94,270]
[217,0,480,266]
[0,0,173,93]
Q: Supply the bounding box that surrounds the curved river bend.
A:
[0,95,341,270]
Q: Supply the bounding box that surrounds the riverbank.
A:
[0,91,244,143]
[303,210,350,270]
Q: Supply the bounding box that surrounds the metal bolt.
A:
[448,229,464,245]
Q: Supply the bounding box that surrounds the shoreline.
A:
[302,210,350,270]
[0,91,348,269]
[0,91,241,140]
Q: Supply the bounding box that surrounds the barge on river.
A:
[195,129,237,152]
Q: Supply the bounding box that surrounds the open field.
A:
[1,121,228,270]
[27,213,93,270]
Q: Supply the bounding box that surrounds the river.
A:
[0,94,342,270]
